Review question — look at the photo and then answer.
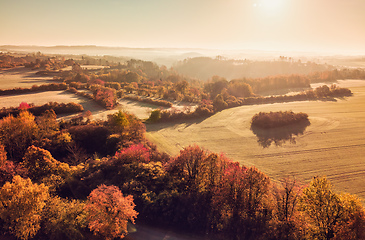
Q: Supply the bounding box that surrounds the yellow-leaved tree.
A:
[0,175,49,240]
[0,111,39,160]
[299,176,365,240]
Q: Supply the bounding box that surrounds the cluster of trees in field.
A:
[0,53,28,68]
[123,95,173,107]
[250,111,311,148]
[0,101,84,119]
[0,109,364,240]
[308,68,365,83]
[251,111,309,129]
[0,83,68,96]
[0,52,75,70]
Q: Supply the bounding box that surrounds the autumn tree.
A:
[162,146,245,232]
[227,81,254,98]
[204,76,229,99]
[213,93,228,111]
[271,177,304,240]
[299,176,343,240]
[0,144,6,167]
[115,143,150,164]
[42,196,87,240]
[0,175,49,240]
[21,146,71,188]
[333,193,365,240]
[68,124,110,155]
[84,184,138,240]
[0,144,27,187]
[36,109,59,140]
[166,145,227,192]
[107,110,130,133]
[212,164,271,239]
[0,111,39,160]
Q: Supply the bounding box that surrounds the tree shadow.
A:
[251,120,311,148]
[145,116,209,132]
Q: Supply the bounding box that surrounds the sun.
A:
[253,0,286,15]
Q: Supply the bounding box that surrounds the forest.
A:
[0,52,365,239]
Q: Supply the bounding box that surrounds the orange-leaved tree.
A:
[84,184,138,240]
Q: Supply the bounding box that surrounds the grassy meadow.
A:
[146,82,365,199]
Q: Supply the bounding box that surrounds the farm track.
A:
[248,143,365,159]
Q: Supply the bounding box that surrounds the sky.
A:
[1,0,365,54]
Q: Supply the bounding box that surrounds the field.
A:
[0,66,56,89]
[146,82,365,199]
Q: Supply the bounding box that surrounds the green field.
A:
[146,82,365,199]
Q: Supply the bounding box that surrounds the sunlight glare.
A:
[254,0,286,15]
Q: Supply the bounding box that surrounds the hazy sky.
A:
[1,0,365,54]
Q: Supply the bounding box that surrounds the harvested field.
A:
[0,66,57,89]
[146,81,365,200]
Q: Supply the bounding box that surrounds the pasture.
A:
[146,82,365,199]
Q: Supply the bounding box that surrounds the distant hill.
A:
[0,45,211,67]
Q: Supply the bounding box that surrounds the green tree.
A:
[0,175,49,240]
